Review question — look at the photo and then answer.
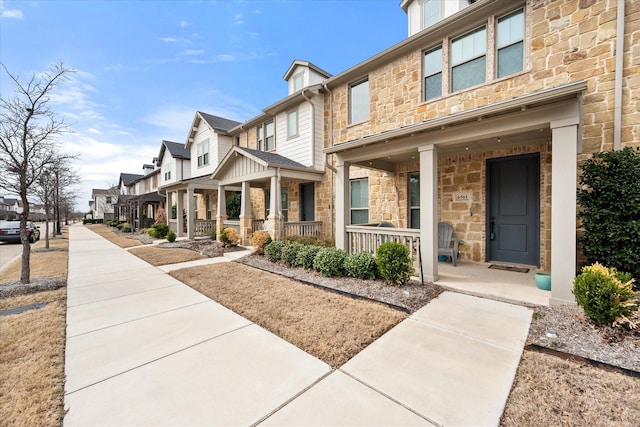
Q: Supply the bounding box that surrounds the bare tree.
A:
[0,62,74,283]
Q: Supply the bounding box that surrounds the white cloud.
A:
[0,0,23,20]
[88,128,101,134]
[214,52,258,62]
[234,13,243,25]
[179,20,189,28]
[181,49,204,56]
[160,36,177,43]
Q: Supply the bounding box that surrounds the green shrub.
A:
[148,228,158,238]
[376,242,414,286]
[578,147,640,290]
[264,240,286,262]
[572,262,638,327]
[251,230,272,255]
[285,235,335,247]
[280,242,302,266]
[121,223,132,233]
[219,227,239,247]
[166,230,177,243]
[313,247,347,277]
[296,245,321,269]
[149,224,169,238]
[345,252,378,279]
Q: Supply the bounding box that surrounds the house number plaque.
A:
[454,192,471,202]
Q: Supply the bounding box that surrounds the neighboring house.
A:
[115,167,165,230]
[91,188,119,220]
[319,0,637,305]
[0,196,19,220]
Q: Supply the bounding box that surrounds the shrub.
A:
[166,230,177,243]
[572,262,638,327]
[296,245,321,269]
[285,235,335,247]
[226,193,241,219]
[344,252,378,280]
[264,240,286,262]
[251,230,272,255]
[313,247,347,277]
[281,242,302,267]
[376,242,414,286]
[219,227,239,247]
[148,228,158,238]
[578,147,640,290]
[154,207,167,226]
[121,223,132,233]
[148,223,169,239]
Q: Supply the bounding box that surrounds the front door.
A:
[300,182,315,221]
[487,153,540,266]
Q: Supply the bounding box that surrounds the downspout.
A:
[301,89,315,168]
[323,82,335,240]
[613,0,625,151]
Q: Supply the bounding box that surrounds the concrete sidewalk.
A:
[64,224,532,426]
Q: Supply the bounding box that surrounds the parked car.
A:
[0,220,41,243]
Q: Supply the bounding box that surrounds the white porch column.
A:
[335,157,350,251]
[550,119,579,305]
[186,187,195,239]
[216,186,227,238]
[239,181,253,244]
[419,144,438,283]
[268,175,283,240]
[165,191,173,226]
[176,190,184,237]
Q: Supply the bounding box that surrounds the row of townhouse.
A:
[0,196,47,221]
[97,0,639,306]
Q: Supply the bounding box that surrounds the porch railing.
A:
[283,221,322,237]
[222,220,240,233]
[252,219,266,232]
[194,219,216,237]
[346,225,421,273]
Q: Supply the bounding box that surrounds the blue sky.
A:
[0,0,407,208]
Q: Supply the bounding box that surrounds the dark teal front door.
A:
[487,153,540,266]
[300,182,315,221]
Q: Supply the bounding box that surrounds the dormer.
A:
[401,0,477,37]
[283,60,332,95]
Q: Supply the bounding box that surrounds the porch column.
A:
[335,156,350,250]
[137,201,143,231]
[419,144,438,282]
[239,181,253,245]
[186,187,195,239]
[550,119,579,305]
[268,174,283,240]
[216,186,227,239]
[176,190,184,237]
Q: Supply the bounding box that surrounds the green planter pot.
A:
[535,272,551,290]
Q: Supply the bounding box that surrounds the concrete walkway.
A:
[64,225,532,426]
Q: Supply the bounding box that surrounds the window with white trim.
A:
[293,73,303,92]
[349,78,369,124]
[197,140,209,167]
[287,109,298,138]
[265,187,288,221]
[423,0,441,29]
[423,45,443,101]
[497,8,524,78]
[258,120,275,151]
[350,178,369,225]
[164,163,171,181]
[451,25,487,92]
[206,194,213,220]
[409,173,420,229]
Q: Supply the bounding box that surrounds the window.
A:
[197,140,209,167]
[235,136,240,146]
[424,46,443,101]
[258,120,275,151]
[423,0,441,29]
[287,110,298,138]
[350,178,369,224]
[349,78,369,124]
[106,196,112,204]
[265,187,288,221]
[409,173,420,229]
[206,194,213,220]
[164,163,171,181]
[293,73,303,92]
[451,26,487,92]
[194,195,199,220]
[497,8,524,78]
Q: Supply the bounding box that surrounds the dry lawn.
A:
[85,223,143,248]
[502,350,640,426]
[0,233,68,427]
[128,246,207,266]
[170,262,407,367]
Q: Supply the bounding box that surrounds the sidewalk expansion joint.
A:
[338,369,442,427]
[65,322,254,396]
[251,369,335,426]
[66,284,179,308]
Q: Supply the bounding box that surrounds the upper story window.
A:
[106,196,112,204]
[451,25,487,92]
[197,140,209,167]
[424,45,443,101]
[258,120,275,151]
[349,78,369,124]
[287,109,298,138]
[423,0,441,29]
[293,73,303,92]
[164,162,171,181]
[497,8,524,78]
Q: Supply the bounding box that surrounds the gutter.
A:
[613,0,625,151]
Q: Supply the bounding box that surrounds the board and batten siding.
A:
[275,96,324,170]
[221,155,269,181]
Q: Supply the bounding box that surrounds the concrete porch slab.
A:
[261,370,435,426]
[64,324,331,426]
[65,300,252,393]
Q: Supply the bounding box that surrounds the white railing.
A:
[252,219,266,232]
[194,219,216,237]
[283,221,323,237]
[346,225,421,273]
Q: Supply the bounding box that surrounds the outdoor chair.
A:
[438,222,462,267]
